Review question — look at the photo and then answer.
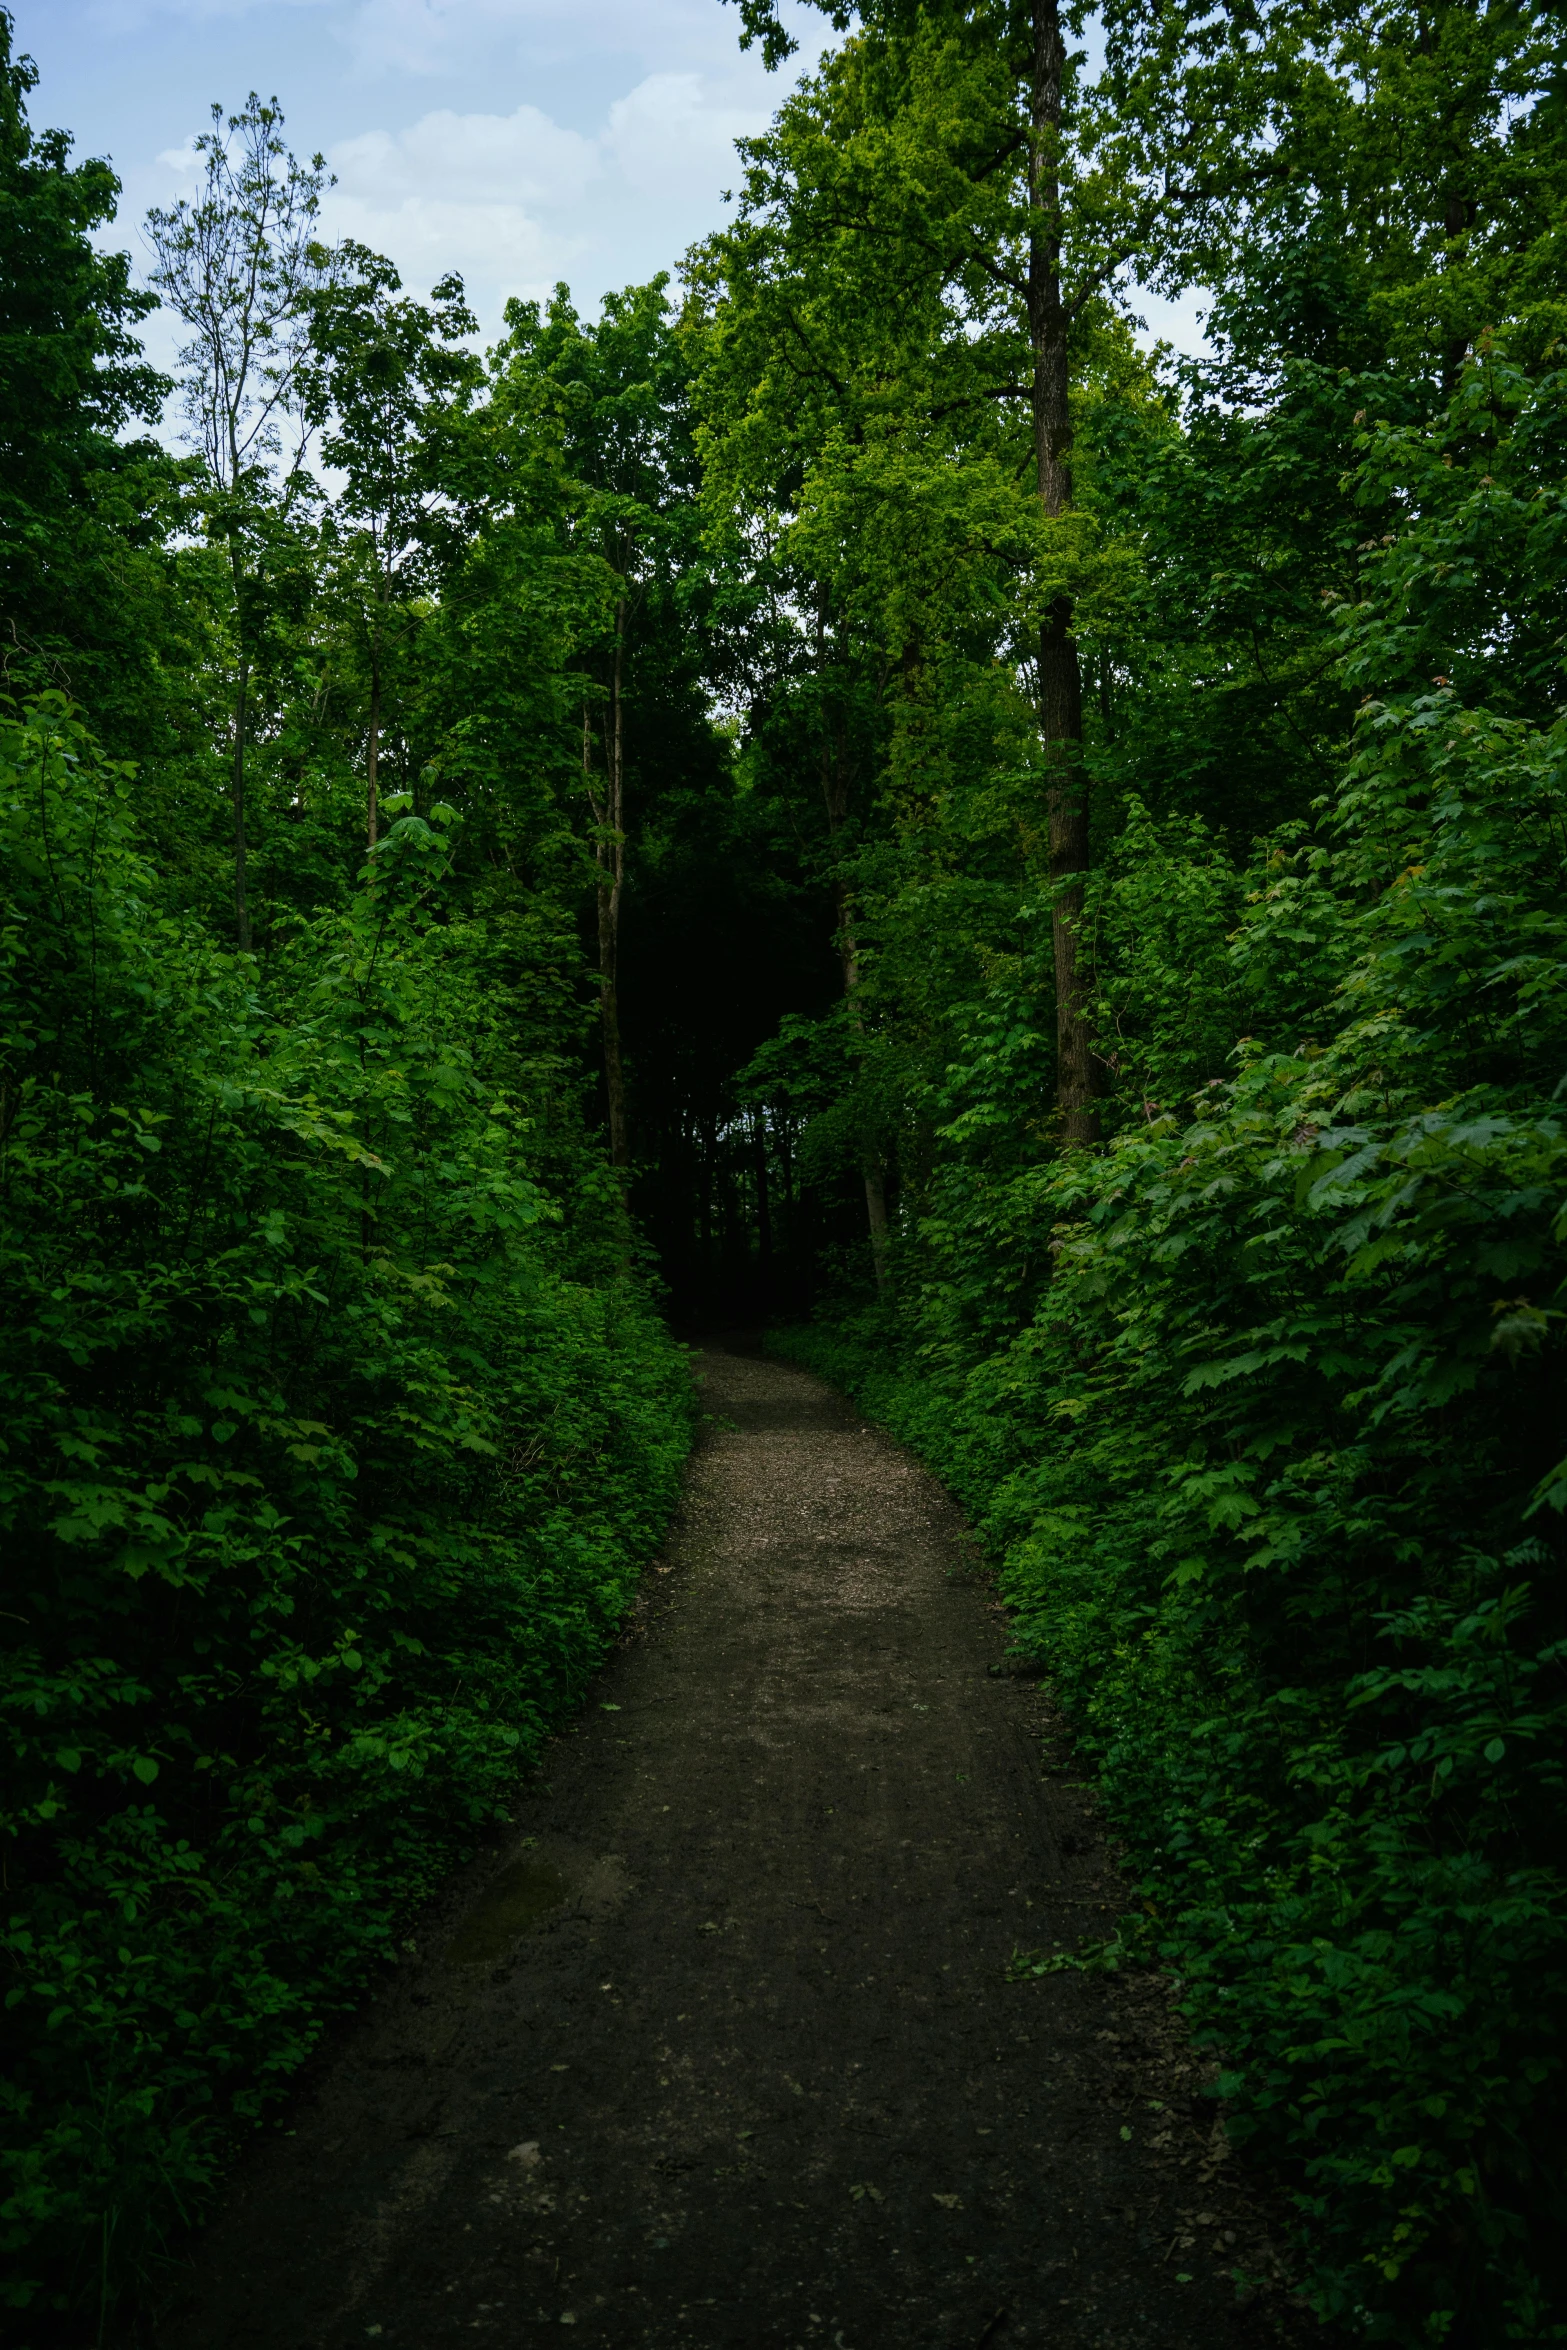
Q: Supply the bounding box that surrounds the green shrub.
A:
[0,698,695,2329]
[773,372,1567,2342]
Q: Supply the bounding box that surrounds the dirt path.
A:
[159,1345,1308,2350]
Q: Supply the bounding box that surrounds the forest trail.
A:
[159,1346,1306,2350]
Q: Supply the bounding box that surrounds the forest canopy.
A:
[2,0,1565,2341]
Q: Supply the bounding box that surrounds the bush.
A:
[774,390,1567,2338]
[0,697,695,2330]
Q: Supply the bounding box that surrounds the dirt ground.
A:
[156,1343,1318,2350]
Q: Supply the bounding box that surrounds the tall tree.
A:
[492,280,701,1171]
[303,244,481,850]
[146,96,330,949]
[719,0,1274,1142]
[1148,0,1567,388]
[0,8,180,746]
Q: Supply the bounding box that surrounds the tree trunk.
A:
[231,653,251,953]
[596,886,628,1169]
[590,606,630,1171]
[1031,0,1098,1146]
[752,1107,773,1304]
[1419,5,1473,402]
[819,594,893,1293]
[366,655,381,852]
[834,877,892,1301]
[778,1115,796,1307]
[862,1162,891,1291]
[700,1116,716,1284]
[1441,189,1472,396]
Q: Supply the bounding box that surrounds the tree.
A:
[492,280,703,1172]
[146,95,331,949]
[718,0,1277,1144]
[1154,0,1567,389]
[303,244,481,850]
[0,8,182,748]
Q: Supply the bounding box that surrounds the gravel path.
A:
[158,1344,1309,2350]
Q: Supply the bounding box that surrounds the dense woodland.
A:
[2,0,1565,2338]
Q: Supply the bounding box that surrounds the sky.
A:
[14,0,831,357]
[13,0,1206,373]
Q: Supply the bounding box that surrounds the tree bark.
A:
[834,877,892,1301]
[817,601,893,1295]
[862,1159,891,1291]
[366,654,381,852]
[1030,0,1098,1145]
[699,1115,715,1274]
[1441,189,1473,396]
[596,892,628,1169]
[231,652,251,953]
[752,1107,773,1302]
[589,604,630,1171]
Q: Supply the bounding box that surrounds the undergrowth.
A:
[0,699,696,2339]
[769,380,1567,2343]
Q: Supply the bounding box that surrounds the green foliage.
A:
[302,240,484,840]
[0,698,694,2324]
[1185,0,1567,379]
[0,10,189,757]
[775,366,1567,2342]
[7,0,1567,2335]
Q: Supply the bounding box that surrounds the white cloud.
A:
[87,0,332,29]
[331,103,598,209]
[340,0,510,79]
[604,71,756,200]
[129,0,830,326]
[337,0,754,81]
[314,70,769,320]
[325,192,578,291]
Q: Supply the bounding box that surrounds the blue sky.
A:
[15,0,827,347]
[14,0,1204,364]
